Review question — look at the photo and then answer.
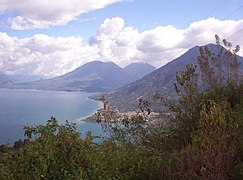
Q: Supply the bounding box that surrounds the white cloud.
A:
[89,17,243,67]
[90,17,125,43]
[1,0,124,30]
[179,18,243,48]
[0,17,242,79]
[0,32,99,77]
[138,26,184,51]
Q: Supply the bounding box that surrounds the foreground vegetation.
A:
[0,37,243,179]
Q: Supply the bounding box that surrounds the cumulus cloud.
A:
[0,32,99,77]
[0,17,242,79]
[89,17,243,67]
[0,0,125,30]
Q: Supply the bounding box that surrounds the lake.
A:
[0,88,104,145]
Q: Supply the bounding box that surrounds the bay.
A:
[0,88,103,145]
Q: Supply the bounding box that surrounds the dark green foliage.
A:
[0,117,98,179]
[0,36,242,179]
[151,36,243,178]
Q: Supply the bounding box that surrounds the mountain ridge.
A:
[94,43,243,112]
[0,61,155,92]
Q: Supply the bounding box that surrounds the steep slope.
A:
[0,61,155,92]
[99,44,243,112]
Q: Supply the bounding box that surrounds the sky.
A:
[0,0,243,79]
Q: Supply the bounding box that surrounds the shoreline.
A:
[79,97,103,122]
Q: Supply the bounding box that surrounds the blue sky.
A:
[2,0,242,38]
[0,0,242,78]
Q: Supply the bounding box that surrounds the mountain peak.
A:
[125,62,153,66]
[99,43,243,112]
[81,60,121,69]
[1,60,155,93]
[123,62,155,80]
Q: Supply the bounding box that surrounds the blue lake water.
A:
[0,88,103,145]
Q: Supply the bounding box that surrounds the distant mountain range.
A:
[0,61,155,92]
[94,44,243,112]
[0,74,40,84]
